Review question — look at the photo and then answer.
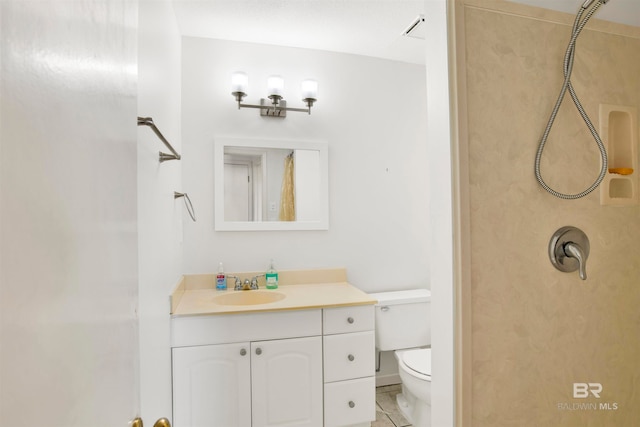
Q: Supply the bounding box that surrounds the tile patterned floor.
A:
[372,384,412,427]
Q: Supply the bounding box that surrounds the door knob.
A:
[130,418,171,427]
[549,226,590,280]
[154,418,171,427]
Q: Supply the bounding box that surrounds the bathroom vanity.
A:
[170,269,377,427]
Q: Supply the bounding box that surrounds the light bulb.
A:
[267,75,284,98]
[301,79,318,100]
[231,71,248,94]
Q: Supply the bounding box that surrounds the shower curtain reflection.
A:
[279,152,295,221]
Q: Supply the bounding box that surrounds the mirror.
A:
[214,137,329,231]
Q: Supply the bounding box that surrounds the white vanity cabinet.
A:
[171,304,376,427]
[322,306,376,427]
[171,309,324,427]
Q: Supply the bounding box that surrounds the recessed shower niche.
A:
[599,104,638,206]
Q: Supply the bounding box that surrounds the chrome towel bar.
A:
[137,116,181,162]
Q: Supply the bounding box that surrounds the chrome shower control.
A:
[549,226,590,280]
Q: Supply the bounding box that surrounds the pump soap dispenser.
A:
[216,262,227,291]
[266,260,278,289]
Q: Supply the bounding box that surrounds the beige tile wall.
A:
[457,1,640,425]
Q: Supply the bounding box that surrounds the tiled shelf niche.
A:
[600,104,638,206]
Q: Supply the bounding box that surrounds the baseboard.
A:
[375,373,401,387]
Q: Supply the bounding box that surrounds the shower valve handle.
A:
[564,242,587,280]
[549,226,590,281]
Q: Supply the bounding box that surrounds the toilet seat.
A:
[397,348,431,380]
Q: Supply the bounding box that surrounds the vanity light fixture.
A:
[231,71,318,117]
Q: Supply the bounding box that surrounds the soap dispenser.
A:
[216,262,227,291]
[266,259,278,289]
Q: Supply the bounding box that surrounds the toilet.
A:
[370,289,431,427]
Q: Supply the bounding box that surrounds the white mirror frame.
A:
[214,136,329,231]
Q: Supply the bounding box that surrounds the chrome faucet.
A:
[226,275,243,291]
[229,274,264,290]
[240,278,252,290]
[249,274,265,290]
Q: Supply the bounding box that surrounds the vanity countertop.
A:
[170,268,377,316]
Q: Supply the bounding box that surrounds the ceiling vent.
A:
[402,14,425,40]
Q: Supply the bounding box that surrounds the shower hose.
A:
[534,0,609,199]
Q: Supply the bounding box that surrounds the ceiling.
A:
[171,0,640,66]
[172,0,427,64]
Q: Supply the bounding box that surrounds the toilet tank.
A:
[369,289,431,351]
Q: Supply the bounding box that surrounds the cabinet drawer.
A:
[323,305,374,335]
[324,377,376,427]
[323,331,374,382]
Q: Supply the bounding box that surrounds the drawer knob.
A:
[255,348,262,355]
[348,401,355,408]
[347,317,354,324]
[240,348,247,356]
[348,354,355,362]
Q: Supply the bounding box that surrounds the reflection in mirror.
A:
[215,137,328,231]
[224,146,321,222]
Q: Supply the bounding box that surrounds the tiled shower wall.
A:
[458,1,640,425]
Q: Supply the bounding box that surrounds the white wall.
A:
[295,149,321,221]
[425,1,456,426]
[0,1,139,425]
[137,0,183,423]
[181,37,429,293]
[266,149,288,221]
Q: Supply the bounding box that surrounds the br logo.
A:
[573,383,602,398]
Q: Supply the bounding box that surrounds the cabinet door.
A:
[172,343,251,427]
[251,336,323,427]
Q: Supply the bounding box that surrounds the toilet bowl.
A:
[370,289,432,427]
[395,348,431,427]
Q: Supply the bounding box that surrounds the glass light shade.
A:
[231,71,248,94]
[301,79,318,100]
[267,75,284,97]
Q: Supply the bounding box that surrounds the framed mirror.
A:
[214,137,329,231]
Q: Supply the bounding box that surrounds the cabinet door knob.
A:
[348,354,355,362]
[348,401,355,408]
[240,348,247,356]
[347,317,354,324]
[255,347,262,355]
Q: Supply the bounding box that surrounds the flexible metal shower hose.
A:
[534,0,608,199]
